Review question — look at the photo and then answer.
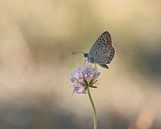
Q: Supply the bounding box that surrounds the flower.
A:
[70,66,100,94]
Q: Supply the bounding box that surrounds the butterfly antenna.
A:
[72,51,86,55]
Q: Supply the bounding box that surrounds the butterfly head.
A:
[84,53,91,62]
[84,53,88,58]
[84,53,95,63]
[73,51,89,60]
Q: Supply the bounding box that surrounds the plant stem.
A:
[87,87,97,129]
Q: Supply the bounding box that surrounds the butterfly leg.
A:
[84,60,86,66]
[89,62,92,67]
[94,63,97,71]
[87,61,91,66]
[84,59,88,66]
[100,64,109,69]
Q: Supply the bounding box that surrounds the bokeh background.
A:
[0,0,161,129]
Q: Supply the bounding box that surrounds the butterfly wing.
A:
[88,31,115,68]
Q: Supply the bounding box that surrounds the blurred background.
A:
[0,0,161,129]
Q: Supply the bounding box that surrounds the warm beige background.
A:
[0,0,161,129]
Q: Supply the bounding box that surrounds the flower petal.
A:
[70,66,100,94]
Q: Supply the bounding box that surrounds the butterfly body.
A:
[84,31,115,69]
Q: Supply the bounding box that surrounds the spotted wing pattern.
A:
[88,31,115,68]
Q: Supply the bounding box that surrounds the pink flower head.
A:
[70,66,100,94]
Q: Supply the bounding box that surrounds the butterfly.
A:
[83,31,115,69]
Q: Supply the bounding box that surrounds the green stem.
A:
[87,87,97,129]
